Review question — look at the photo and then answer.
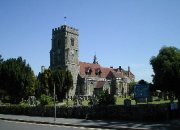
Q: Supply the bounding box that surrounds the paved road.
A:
[0,119,108,130]
[1,114,180,130]
[0,114,148,129]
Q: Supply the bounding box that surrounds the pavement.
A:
[0,114,180,130]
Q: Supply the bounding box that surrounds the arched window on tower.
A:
[52,39,55,49]
[58,39,61,48]
[52,51,55,65]
[71,38,74,46]
[65,49,69,63]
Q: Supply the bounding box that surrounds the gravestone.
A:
[124,99,131,107]
[28,96,36,106]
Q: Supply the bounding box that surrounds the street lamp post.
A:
[54,83,56,123]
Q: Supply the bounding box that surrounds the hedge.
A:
[0,104,179,121]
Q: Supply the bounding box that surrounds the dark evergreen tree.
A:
[64,71,73,97]
[37,69,52,97]
[37,68,73,102]
[0,57,36,103]
[51,69,73,102]
[138,79,148,85]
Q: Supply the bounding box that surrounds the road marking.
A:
[4,120,111,130]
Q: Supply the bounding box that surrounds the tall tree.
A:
[64,71,73,97]
[52,69,73,101]
[37,69,52,97]
[52,69,65,101]
[37,69,73,102]
[0,57,36,103]
[150,46,180,98]
[0,55,4,97]
[138,79,148,85]
[128,81,137,95]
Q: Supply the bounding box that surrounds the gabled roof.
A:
[99,67,114,78]
[79,62,101,77]
[79,62,115,78]
[79,61,135,81]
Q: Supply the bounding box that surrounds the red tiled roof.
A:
[79,61,135,80]
[79,62,115,78]
[79,62,101,77]
[100,67,114,78]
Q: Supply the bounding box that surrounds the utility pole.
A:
[54,83,56,123]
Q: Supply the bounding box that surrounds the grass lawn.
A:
[116,96,178,105]
[61,96,178,106]
[62,99,90,106]
[115,97,136,105]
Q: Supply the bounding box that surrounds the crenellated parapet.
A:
[52,25,79,36]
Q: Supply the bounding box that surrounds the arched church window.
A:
[71,38,74,46]
[58,39,61,48]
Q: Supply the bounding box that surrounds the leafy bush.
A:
[98,90,116,105]
[1,96,10,103]
[19,100,28,106]
[39,94,53,106]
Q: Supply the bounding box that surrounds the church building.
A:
[50,25,135,98]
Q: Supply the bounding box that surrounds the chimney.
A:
[119,66,122,71]
[128,66,130,77]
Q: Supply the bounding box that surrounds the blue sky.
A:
[1,0,180,82]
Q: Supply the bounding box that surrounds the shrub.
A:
[19,100,29,106]
[39,94,53,106]
[2,96,10,103]
[0,103,178,121]
[98,90,116,105]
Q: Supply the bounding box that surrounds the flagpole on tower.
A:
[64,16,67,25]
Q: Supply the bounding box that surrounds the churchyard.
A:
[62,96,178,107]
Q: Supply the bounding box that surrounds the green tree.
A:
[0,57,36,103]
[51,69,73,102]
[150,46,180,99]
[64,71,73,98]
[37,69,52,97]
[128,81,137,95]
[0,55,5,99]
[138,79,148,85]
[37,69,73,102]
[52,69,65,101]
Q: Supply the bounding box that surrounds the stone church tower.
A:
[50,25,79,97]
